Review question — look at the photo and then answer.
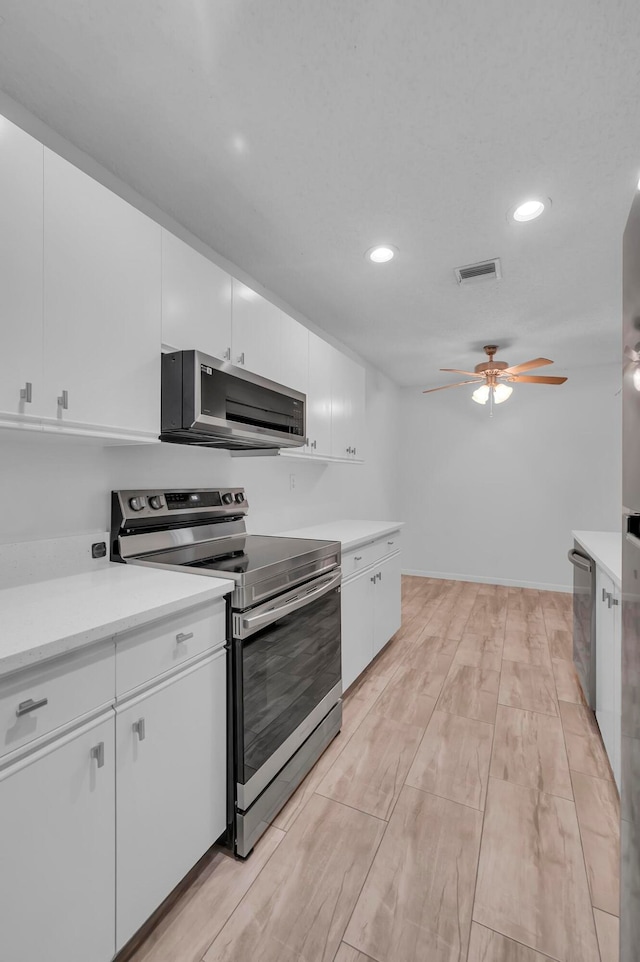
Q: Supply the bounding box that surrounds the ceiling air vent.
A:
[454,258,502,285]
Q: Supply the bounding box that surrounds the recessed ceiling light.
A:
[513,199,546,222]
[367,246,396,263]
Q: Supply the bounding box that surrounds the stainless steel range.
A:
[111,488,342,857]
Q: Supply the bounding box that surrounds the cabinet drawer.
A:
[116,601,226,696]
[342,532,402,577]
[0,642,115,760]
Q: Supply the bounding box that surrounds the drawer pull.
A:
[371,575,376,583]
[377,572,382,582]
[57,389,69,410]
[354,555,363,561]
[20,381,33,403]
[176,631,194,643]
[387,540,395,545]
[133,718,146,741]
[16,697,48,717]
[90,742,105,768]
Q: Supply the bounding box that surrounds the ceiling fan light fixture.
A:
[493,383,513,404]
[472,384,490,405]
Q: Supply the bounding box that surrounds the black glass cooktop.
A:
[151,534,339,582]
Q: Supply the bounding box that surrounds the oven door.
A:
[232,568,342,811]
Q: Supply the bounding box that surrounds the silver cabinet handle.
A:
[387,540,395,545]
[353,447,357,456]
[57,389,69,409]
[236,352,245,365]
[20,382,33,403]
[602,587,609,602]
[612,596,620,606]
[354,555,362,561]
[371,575,376,583]
[133,718,146,741]
[377,572,382,581]
[346,447,353,455]
[311,440,317,449]
[90,742,105,768]
[224,347,231,361]
[16,697,48,717]
[176,631,194,643]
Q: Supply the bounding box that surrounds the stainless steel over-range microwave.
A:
[161,350,306,450]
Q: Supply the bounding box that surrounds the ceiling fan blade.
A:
[508,374,567,384]
[422,379,480,394]
[503,357,553,375]
[439,368,481,377]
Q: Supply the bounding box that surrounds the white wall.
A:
[398,365,621,590]
[0,367,399,545]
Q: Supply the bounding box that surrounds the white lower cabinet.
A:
[373,552,402,656]
[0,713,116,962]
[595,567,621,785]
[116,649,227,950]
[341,567,374,691]
[341,537,402,691]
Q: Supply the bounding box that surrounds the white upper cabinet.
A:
[0,120,44,426]
[306,332,334,456]
[331,352,365,460]
[43,149,161,438]
[161,230,232,360]
[280,312,309,395]
[231,281,282,384]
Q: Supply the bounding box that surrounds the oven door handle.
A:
[567,549,592,573]
[239,570,342,636]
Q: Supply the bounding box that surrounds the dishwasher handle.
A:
[567,549,592,573]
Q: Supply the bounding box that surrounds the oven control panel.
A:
[113,488,248,524]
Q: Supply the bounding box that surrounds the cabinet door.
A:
[330,349,352,459]
[595,568,617,771]
[43,149,161,436]
[161,230,232,360]
[341,572,374,691]
[613,581,622,789]
[0,715,115,962]
[373,552,402,656]
[231,281,282,383]
[0,119,44,424]
[280,313,309,395]
[306,332,333,455]
[349,359,366,460]
[116,651,227,949]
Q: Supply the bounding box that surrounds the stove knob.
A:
[129,496,146,512]
[222,492,234,505]
[149,495,164,510]
[234,493,245,504]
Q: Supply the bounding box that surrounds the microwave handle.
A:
[240,570,341,637]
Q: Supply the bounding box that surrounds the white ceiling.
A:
[0,0,639,386]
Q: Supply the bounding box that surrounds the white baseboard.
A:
[401,568,572,593]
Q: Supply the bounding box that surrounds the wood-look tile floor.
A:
[126,577,620,962]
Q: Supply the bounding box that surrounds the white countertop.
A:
[0,564,233,677]
[572,530,621,585]
[279,520,404,553]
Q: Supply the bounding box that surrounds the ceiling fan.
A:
[422,344,567,405]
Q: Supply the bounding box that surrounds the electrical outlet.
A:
[289,473,296,492]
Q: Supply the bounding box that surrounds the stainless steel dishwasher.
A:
[567,543,596,707]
